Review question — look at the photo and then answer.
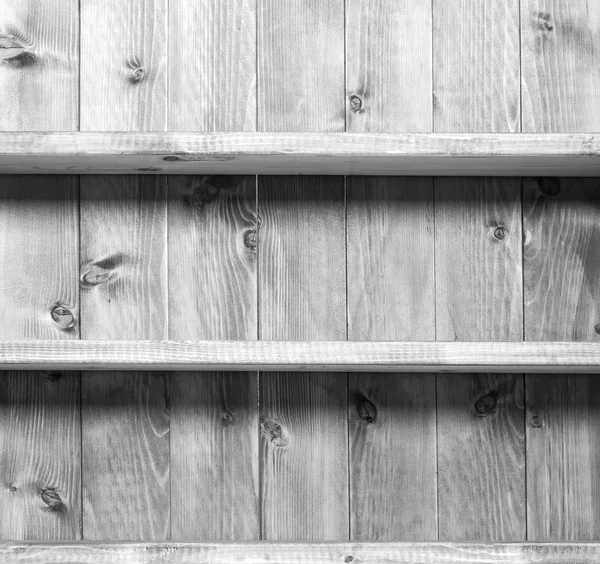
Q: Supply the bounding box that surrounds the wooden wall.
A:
[0,0,599,542]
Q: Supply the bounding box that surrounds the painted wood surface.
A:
[435,178,525,540]
[79,176,169,540]
[259,176,347,540]
[347,177,437,540]
[168,176,259,540]
[0,133,599,175]
[80,0,167,131]
[0,176,80,539]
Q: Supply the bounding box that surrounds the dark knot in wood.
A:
[493,226,506,240]
[538,177,560,196]
[243,229,257,251]
[42,371,62,382]
[8,485,17,492]
[221,411,234,425]
[594,323,600,335]
[261,417,288,447]
[345,556,354,563]
[349,95,363,112]
[41,488,66,513]
[357,396,377,423]
[474,391,498,416]
[50,304,76,330]
[531,415,543,428]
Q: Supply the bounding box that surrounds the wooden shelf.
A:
[1,542,599,564]
[0,132,598,175]
[2,340,600,372]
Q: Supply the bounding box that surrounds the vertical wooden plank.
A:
[259,176,347,540]
[433,0,521,132]
[0,176,80,539]
[169,1,256,131]
[80,0,167,131]
[347,177,437,540]
[524,178,600,540]
[0,0,78,130]
[521,1,600,132]
[168,175,259,541]
[435,178,526,540]
[345,0,432,132]
[80,176,169,540]
[258,0,345,131]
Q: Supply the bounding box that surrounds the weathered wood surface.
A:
[168,175,259,541]
[2,542,600,564]
[0,133,597,175]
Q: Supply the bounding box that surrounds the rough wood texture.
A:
[3,542,600,564]
[347,177,437,540]
[521,0,600,132]
[169,1,256,131]
[168,176,259,540]
[257,0,344,131]
[435,178,525,540]
[80,176,168,540]
[0,176,80,539]
[524,178,600,540]
[0,133,598,175]
[433,0,520,132]
[80,0,167,131]
[259,176,347,540]
[345,0,432,132]
[0,1,78,130]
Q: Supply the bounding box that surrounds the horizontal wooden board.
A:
[0,133,597,175]
[2,542,600,564]
[2,341,600,372]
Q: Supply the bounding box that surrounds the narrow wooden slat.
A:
[168,175,259,540]
[0,133,597,175]
[0,1,78,130]
[258,0,344,131]
[168,1,256,131]
[79,176,169,540]
[433,0,520,132]
[2,542,600,564]
[347,177,437,540]
[435,178,525,540]
[80,0,167,131]
[521,0,600,132]
[524,178,600,540]
[0,176,80,539]
[345,0,432,132]
[259,176,347,540]
[3,340,600,372]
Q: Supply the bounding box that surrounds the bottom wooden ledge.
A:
[1,340,600,372]
[0,542,599,564]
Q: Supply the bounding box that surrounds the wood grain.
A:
[521,0,600,132]
[168,0,256,131]
[345,0,432,132]
[347,176,437,540]
[3,542,600,564]
[0,132,598,175]
[524,178,600,539]
[433,0,520,132]
[0,176,80,539]
[168,175,259,540]
[435,178,525,540]
[80,0,167,131]
[257,0,345,131]
[259,176,347,540]
[80,176,169,540]
[0,0,78,130]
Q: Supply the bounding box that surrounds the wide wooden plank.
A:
[433,0,520,132]
[168,175,259,540]
[524,178,600,540]
[0,176,80,539]
[3,340,600,372]
[80,176,169,540]
[435,178,525,540]
[259,176,347,540]
[521,0,600,132]
[258,0,344,131]
[2,542,600,564]
[345,0,432,132]
[347,177,436,540]
[0,1,78,130]
[80,0,167,131]
[0,133,597,175]
[169,1,256,131]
